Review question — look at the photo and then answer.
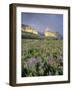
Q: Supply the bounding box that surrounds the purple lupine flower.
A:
[27,57,37,67]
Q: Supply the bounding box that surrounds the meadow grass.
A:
[21,39,63,77]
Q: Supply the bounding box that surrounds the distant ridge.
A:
[21,24,63,40]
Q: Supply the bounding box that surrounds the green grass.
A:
[21,39,63,77]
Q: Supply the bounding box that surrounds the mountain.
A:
[21,24,39,39]
[21,24,63,40]
[44,31,62,40]
[44,27,62,39]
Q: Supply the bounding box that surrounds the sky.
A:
[21,12,63,36]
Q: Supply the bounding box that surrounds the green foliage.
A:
[21,39,63,77]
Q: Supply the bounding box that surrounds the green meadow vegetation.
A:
[21,39,63,77]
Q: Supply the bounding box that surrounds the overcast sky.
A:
[21,12,63,36]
